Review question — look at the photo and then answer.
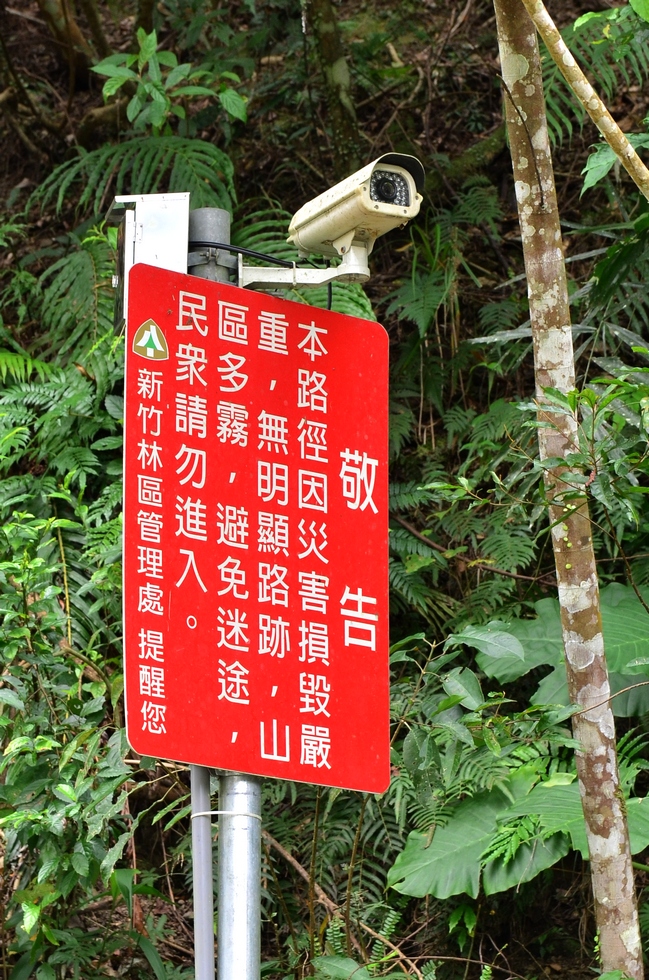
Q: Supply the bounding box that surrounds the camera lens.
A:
[370,170,409,206]
[377,178,396,201]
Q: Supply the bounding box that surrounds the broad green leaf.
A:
[389,767,541,898]
[103,76,130,98]
[112,868,135,916]
[482,832,570,895]
[476,599,562,682]
[104,394,124,419]
[219,87,248,121]
[91,435,123,451]
[504,782,587,855]
[131,933,168,980]
[630,0,649,22]
[53,784,77,803]
[389,632,426,653]
[71,849,89,877]
[165,63,192,89]
[34,736,60,752]
[94,63,136,80]
[442,667,483,710]
[0,689,24,710]
[9,952,36,980]
[446,623,524,661]
[478,584,649,716]
[137,29,158,69]
[21,901,40,935]
[178,85,218,98]
[582,135,649,193]
[312,956,371,980]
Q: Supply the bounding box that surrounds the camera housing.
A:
[287,153,425,259]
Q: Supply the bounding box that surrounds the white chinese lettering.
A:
[258,615,290,658]
[176,393,207,438]
[218,660,250,703]
[300,724,331,768]
[217,401,248,446]
[138,475,162,507]
[299,674,331,717]
[175,496,208,541]
[176,343,207,386]
[137,546,163,579]
[340,586,378,650]
[260,720,290,761]
[178,291,208,335]
[175,548,208,591]
[217,607,249,652]
[298,369,327,413]
[138,403,162,436]
[297,519,328,564]
[138,582,164,615]
[259,562,289,606]
[219,300,248,344]
[139,628,164,661]
[138,510,163,543]
[137,439,163,471]
[258,411,289,454]
[258,311,288,354]
[137,369,163,401]
[139,664,165,698]
[258,462,288,506]
[217,556,249,599]
[298,621,329,665]
[298,419,327,462]
[141,701,167,734]
[218,352,248,392]
[257,512,289,556]
[217,504,249,549]
[298,571,329,613]
[175,444,206,488]
[298,320,328,361]
[339,449,379,514]
[298,470,327,512]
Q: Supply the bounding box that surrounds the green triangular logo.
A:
[132,319,169,360]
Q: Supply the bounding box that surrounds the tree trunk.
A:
[305,0,361,179]
[492,1,643,976]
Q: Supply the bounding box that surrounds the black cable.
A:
[188,240,296,268]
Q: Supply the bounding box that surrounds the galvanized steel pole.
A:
[187,206,233,980]
[190,765,216,980]
[187,208,262,980]
[217,774,262,980]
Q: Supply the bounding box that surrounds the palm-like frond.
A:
[31,137,235,216]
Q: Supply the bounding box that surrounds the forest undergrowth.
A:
[3,0,649,978]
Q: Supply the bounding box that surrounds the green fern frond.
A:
[389,481,433,512]
[479,529,536,572]
[38,232,115,360]
[389,526,437,558]
[0,350,51,383]
[31,137,235,216]
[542,6,649,144]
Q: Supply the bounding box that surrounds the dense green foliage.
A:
[4,0,649,977]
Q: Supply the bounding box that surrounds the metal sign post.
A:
[117,197,392,980]
[187,208,261,980]
[217,775,262,980]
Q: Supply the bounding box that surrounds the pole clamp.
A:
[191,810,262,821]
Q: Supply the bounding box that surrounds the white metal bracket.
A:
[237,244,370,290]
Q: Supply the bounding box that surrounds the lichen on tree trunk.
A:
[492,1,643,976]
[304,0,361,179]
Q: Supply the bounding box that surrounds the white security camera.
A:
[287,153,425,260]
